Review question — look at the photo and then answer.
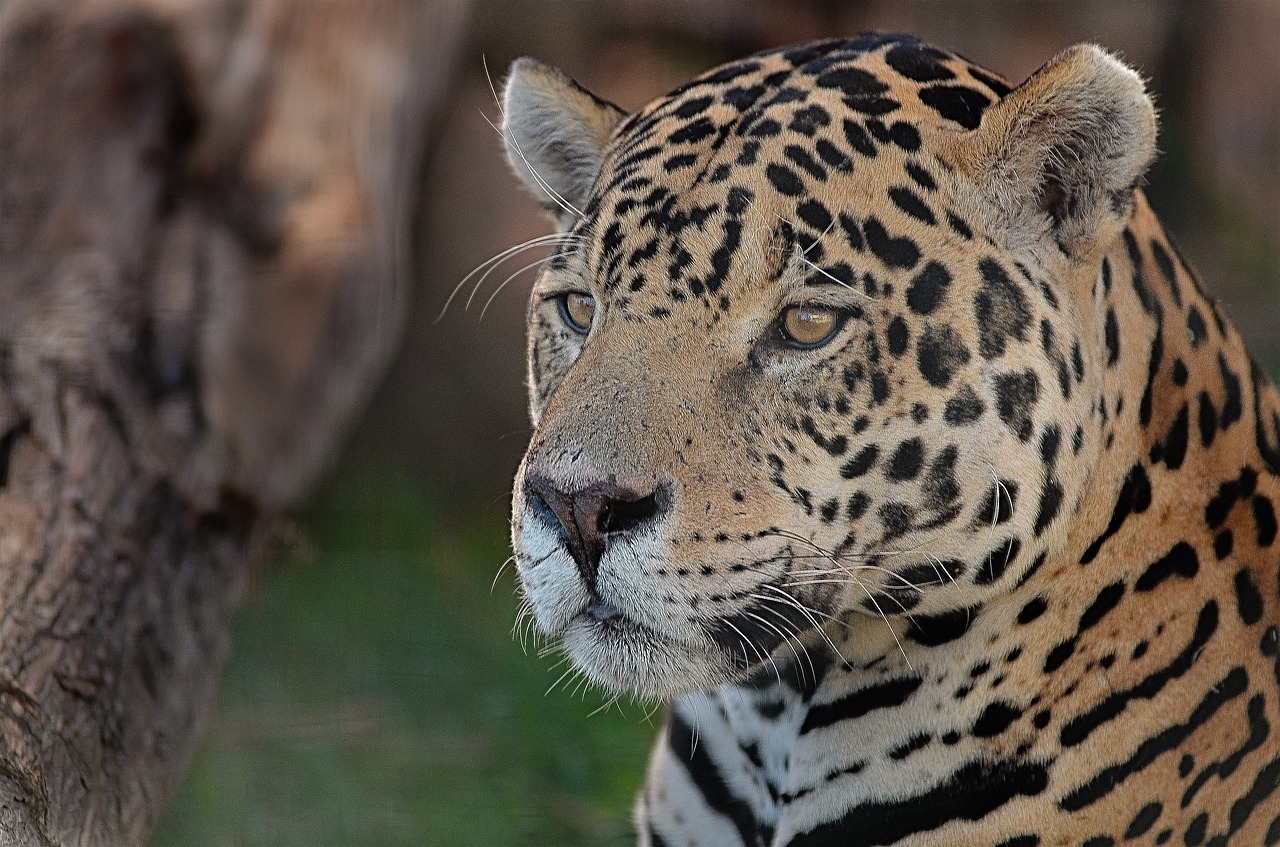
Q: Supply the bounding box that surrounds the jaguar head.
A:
[503,36,1156,699]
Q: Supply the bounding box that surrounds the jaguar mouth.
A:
[555,599,734,698]
[574,599,649,642]
[585,596,625,623]
[516,507,836,696]
[551,575,835,700]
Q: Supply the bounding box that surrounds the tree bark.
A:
[0,0,468,843]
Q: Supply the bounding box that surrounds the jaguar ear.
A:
[502,58,626,228]
[948,45,1157,259]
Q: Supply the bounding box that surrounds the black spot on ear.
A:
[1037,165,1071,227]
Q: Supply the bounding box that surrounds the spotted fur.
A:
[503,34,1280,847]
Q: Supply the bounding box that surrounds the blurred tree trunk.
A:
[0,0,468,843]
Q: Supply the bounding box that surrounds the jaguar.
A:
[501,33,1280,846]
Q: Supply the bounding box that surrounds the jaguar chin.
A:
[558,613,728,700]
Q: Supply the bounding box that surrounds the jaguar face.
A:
[504,36,1155,698]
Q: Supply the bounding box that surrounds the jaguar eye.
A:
[558,292,596,334]
[780,304,842,348]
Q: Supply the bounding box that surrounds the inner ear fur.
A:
[947,44,1158,259]
[502,58,626,229]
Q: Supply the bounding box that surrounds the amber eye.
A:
[780,305,842,348]
[558,292,596,334]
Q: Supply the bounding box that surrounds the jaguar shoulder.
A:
[502,33,1280,847]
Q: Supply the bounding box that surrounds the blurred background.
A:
[147,1,1280,844]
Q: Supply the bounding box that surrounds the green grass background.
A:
[151,474,654,847]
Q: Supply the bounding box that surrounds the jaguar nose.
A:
[523,471,667,587]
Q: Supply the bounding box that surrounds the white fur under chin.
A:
[560,616,732,700]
